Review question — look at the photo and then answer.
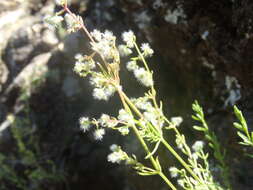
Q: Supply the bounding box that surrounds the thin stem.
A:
[159,172,177,190]
[63,6,95,43]
[117,90,177,190]
[134,42,150,73]
[161,138,200,182]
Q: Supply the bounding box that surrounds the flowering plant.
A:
[44,1,253,189]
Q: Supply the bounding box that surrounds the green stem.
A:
[118,91,176,190]
[161,138,200,182]
[159,172,177,190]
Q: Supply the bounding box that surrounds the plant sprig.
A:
[233,106,253,148]
[192,101,231,190]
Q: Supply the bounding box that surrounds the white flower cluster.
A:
[93,128,105,141]
[141,43,154,57]
[107,144,127,164]
[65,13,84,33]
[95,113,130,136]
[143,108,164,128]
[134,68,153,87]
[131,97,152,111]
[118,109,135,126]
[171,116,183,127]
[126,61,138,71]
[175,134,185,150]
[126,61,153,87]
[122,30,136,48]
[89,73,116,101]
[79,117,91,132]
[79,117,105,140]
[118,127,130,136]
[90,30,117,60]
[192,141,204,152]
[122,30,154,87]
[98,114,118,128]
[73,54,96,77]
[169,166,179,178]
[118,44,132,57]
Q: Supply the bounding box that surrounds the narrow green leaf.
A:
[233,122,243,130]
[193,125,206,131]
[237,131,249,142]
[192,115,199,121]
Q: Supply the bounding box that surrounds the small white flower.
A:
[177,179,185,187]
[79,117,90,132]
[118,127,130,136]
[131,97,153,111]
[94,128,105,141]
[99,114,111,127]
[175,134,184,150]
[107,151,123,164]
[74,59,96,76]
[93,88,108,100]
[91,29,102,41]
[171,116,183,127]
[126,61,139,71]
[122,30,136,48]
[134,68,153,87]
[143,111,158,126]
[118,45,132,57]
[73,62,85,73]
[104,85,116,98]
[192,141,204,152]
[118,109,134,125]
[65,13,83,33]
[90,74,104,87]
[192,153,198,160]
[141,43,154,57]
[169,167,179,178]
[110,144,118,151]
[103,30,114,41]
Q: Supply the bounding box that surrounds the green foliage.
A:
[233,106,253,157]
[0,114,64,190]
[0,68,64,189]
[233,105,253,146]
[192,101,231,190]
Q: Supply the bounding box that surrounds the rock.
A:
[0,60,8,92]
[62,75,80,97]
[1,52,51,101]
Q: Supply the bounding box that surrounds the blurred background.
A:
[0,0,253,189]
